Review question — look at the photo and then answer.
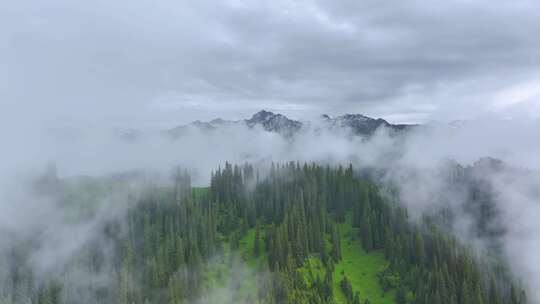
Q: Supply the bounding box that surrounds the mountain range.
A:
[164,110,418,139]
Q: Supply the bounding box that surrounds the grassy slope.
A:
[200,228,261,303]
[333,220,394,304]
[301,219,395,304]
[203,222,394,304]
[192,186,394,304]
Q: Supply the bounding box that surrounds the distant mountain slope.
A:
[321,113,417,136]
[245,110,302,137]
[165,120,217,139]
[164,110,417,139]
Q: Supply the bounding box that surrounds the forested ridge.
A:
[0,163,527,304]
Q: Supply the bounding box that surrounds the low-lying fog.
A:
[1,117,540,301]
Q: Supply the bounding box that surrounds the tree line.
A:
[0,162,527,304]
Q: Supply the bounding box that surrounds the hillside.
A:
[0,163,526,304]
[162,110,417,140]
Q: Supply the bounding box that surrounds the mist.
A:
[3,0,540,302]
[1,110,540,304]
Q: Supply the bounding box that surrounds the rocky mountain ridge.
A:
[165,110,417,139]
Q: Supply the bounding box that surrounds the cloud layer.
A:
[3,0,540,301]
[3,0,540,128]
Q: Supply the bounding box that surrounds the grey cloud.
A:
[3,0,540,128]
[3,2,540,301]
[2,0,540,164]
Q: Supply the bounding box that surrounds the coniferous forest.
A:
[0,163,527,304]
[5,0,540,303]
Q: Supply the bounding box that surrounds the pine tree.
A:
[395,286,407,304]
[331,225,341,262]
[414,231,425,266]
[340,275,353,301]
[510,285,520,304]
[353,292,361,304]
[474,285,484,304]
[254,221,261,257]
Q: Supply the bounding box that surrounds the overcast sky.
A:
[2,0,540,129]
